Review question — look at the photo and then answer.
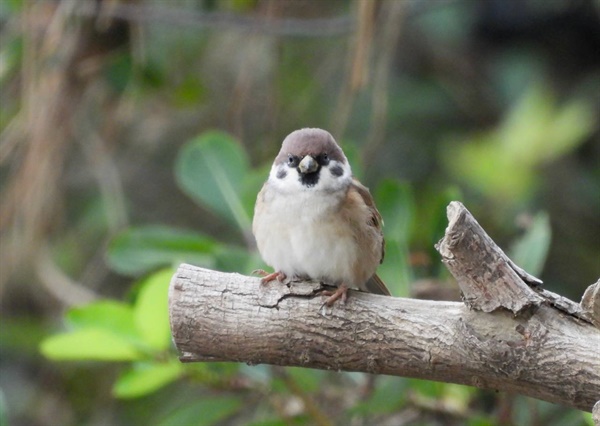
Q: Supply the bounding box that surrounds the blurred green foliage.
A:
[108,226,219,276]
[444,84,596,206]
[2,0,598,425]
[41,269,182,399]
[176,131,256,233]
[37,129,567,425]
[509,212,551,277]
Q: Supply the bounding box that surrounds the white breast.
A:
[253,188,362,288]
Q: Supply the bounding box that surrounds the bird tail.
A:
[364,273,392,296]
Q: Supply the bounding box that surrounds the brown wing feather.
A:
[350,179,392,296]
[364,273,392,296]
[350,178,385,264]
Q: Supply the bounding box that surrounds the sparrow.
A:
[252,128,391,306]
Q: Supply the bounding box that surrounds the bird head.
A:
[269,128,352,193]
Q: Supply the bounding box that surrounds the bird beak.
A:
[298,155,318,174]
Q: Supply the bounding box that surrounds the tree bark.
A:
[169,202,600,413]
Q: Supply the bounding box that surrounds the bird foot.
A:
[321,284,349,306]
[252,269,287,285]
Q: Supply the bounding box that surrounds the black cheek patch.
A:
[330,165,344,177]
[276,168,287,179]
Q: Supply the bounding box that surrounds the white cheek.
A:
[268,165,302,193]
[319,160,352,192]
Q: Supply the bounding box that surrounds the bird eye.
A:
[287,155,298,167]
[318,153,329,165]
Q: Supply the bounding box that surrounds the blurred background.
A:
[1,0,599,425]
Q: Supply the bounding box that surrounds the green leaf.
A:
[351,377,408,415]
[67,300,138,339]
[240,165,270,229]
[182,362,239,385]
[443,84,595,206]
[498,84,593,165]
[509,212,551,277]
[107,225,217,276]
[544,99,595,162]
[440,383,473,413]
[158,396,243,426]
[373,179,414,296]
[40,328,143,361]
[214,245,259,275]
[499,84,555,161]
[377,239,411,297]
[498,84,594,165]
[112,360,183,399]
[408,378,447,398]
[134,268,173,351]
[175,131,252,232]
[415,185,464,273]
[445,134,536,202]
[375,179,415,244]
[286,367,323,393]
[582,411,594,426]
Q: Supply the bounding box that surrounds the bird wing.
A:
[350,179,392,296]
[364,273,392,296]
[350,178,385,264]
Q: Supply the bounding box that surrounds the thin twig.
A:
[363,0,406,169]
[331,0,370,137]
[75,1,355,37]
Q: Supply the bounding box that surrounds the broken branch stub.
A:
[581,280,600,329]
[435,201,544,314]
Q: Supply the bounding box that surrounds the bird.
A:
[252,128,391,306]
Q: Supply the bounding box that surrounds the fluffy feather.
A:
[252,128,391,298]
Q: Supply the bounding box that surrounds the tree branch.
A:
[435,202,596,325]
[169,203,600,413]
[435,202,544,314]
[76,1,354,37]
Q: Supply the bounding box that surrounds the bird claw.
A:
[253,270,287,285]
[321,284,348,307]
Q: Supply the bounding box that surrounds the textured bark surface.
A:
[170,264,600,412]
[435,202,597,325]
[169,201,600,413]
[581,280,600,329]
[435,202,544,313]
